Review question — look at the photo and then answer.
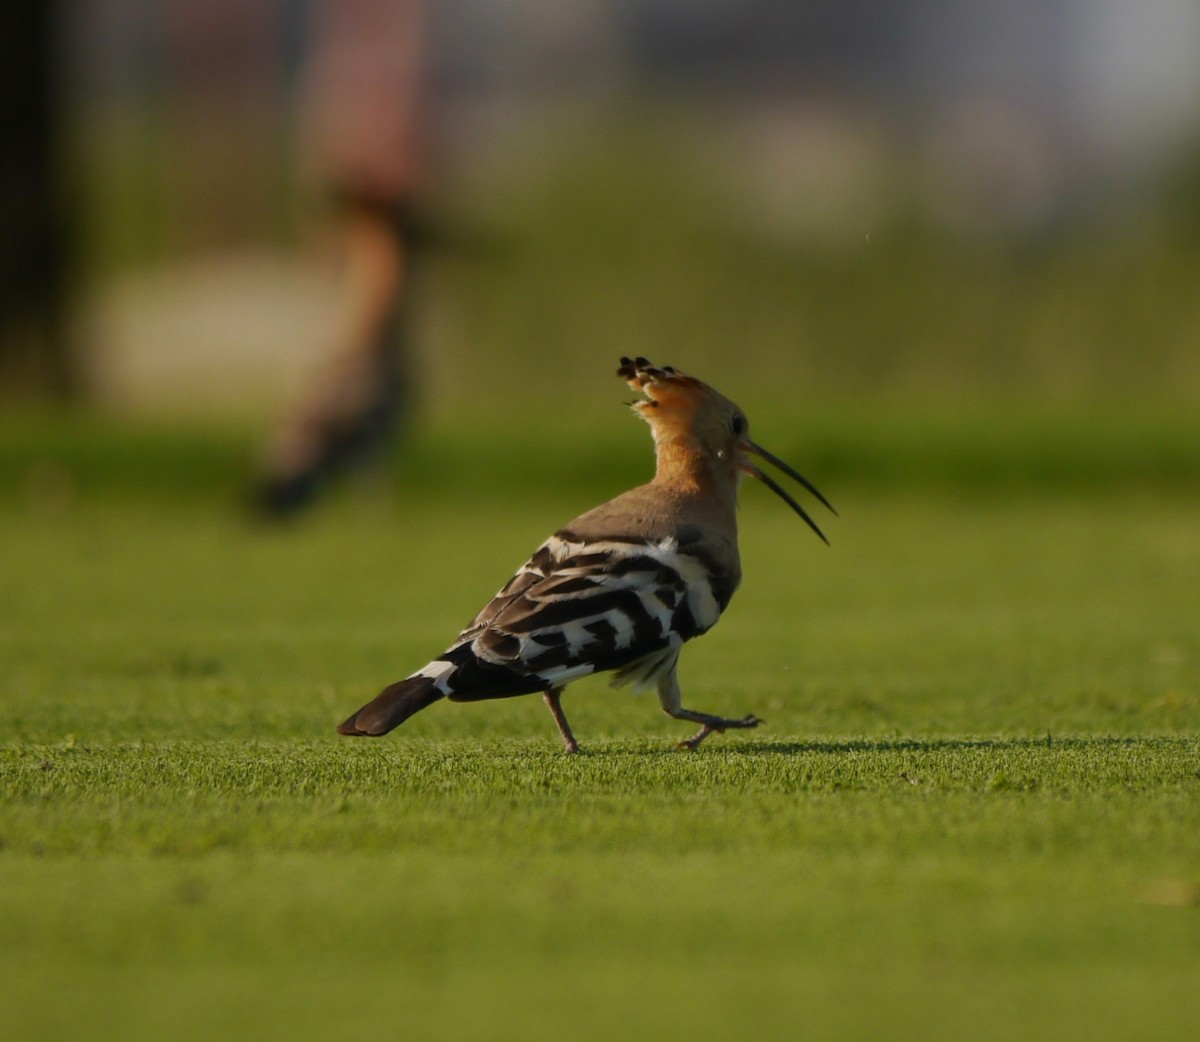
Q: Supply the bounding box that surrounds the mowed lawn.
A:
[2,417,1199,1042]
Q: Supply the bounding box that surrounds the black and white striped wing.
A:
[426,530,735,702]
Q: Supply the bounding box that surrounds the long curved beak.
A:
[739,439,837,545]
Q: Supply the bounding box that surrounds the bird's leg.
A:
[656,667,762,750]
[542,688,580,754]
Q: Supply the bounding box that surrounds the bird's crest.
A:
[617,356,723,437]
[618,356,707,408]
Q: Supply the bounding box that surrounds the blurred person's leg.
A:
[257,195,416,514]
[256,0,427,516]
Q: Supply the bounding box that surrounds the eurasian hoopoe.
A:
[338,357,835,751]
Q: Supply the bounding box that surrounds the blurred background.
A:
[3,0,1200,501]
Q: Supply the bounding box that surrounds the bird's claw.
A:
[676,714,764,751]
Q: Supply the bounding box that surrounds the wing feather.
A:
[437,529,729,701]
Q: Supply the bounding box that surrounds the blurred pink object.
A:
[306,0,430,204]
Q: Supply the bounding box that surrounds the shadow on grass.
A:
[726,734,1190,756]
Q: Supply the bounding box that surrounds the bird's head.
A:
[617,356,836,543]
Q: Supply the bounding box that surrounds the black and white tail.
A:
[337,675,444,736]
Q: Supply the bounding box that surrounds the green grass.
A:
[37,95,1200,1039]
[2,417,1200,1041]
[4,400,1200,502]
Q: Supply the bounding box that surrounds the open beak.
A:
[739,440,837,545]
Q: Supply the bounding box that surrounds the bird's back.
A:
[437,481,740,698]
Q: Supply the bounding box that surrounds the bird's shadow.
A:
[720,734,1178,756]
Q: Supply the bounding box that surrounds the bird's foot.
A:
[676,714,763,751]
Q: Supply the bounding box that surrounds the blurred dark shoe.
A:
[255,346,405,517]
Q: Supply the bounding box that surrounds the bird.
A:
[337,356,835,751]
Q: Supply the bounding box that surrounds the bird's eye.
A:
[730,415,747,436]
